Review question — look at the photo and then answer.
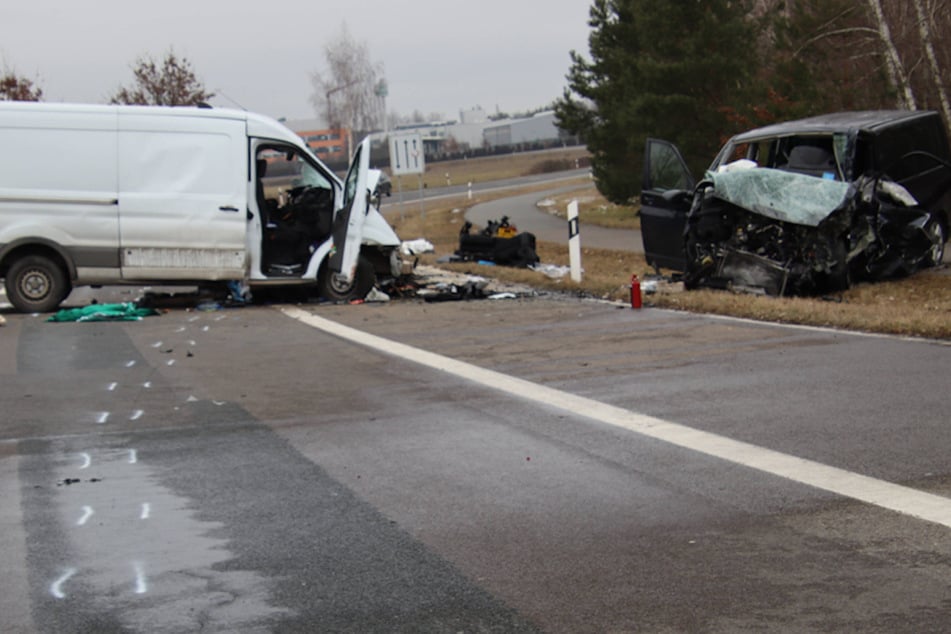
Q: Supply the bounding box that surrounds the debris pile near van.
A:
[404,265,535,303]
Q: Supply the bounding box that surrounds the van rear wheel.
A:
[5,255,71,313]
[317,254,375,302]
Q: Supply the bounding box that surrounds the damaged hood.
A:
[705,168,854,227]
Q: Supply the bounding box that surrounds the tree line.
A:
[555,0,951,204]
[1,50,212,107]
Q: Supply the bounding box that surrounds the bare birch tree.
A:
[911,0,951,127]
[309,24,385,156]
[865,0,916,108]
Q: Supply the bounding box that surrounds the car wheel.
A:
[5,254,71,313]
[317,253,375,302]
[924,217,946,267]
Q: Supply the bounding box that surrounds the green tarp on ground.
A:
[47,303,159,323]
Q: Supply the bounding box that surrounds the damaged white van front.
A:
[0,102,403,312]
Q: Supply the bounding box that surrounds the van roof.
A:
[731,110,940,142]
[0,101,304,147]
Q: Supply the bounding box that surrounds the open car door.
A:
[640,138,696,272]
[329,137,371,283]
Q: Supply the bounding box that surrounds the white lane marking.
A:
[107,382,118,392]
[175,326,187,333]
[129,409,144,421]
[125,360,136,368]
[201,325,210,332]
[151,341,163,348]
[701,310,951,347]
[79,453,91,469]
[186,395,198,402]
[282,306,951,530]
[188,339,197,346]
[77,506,94,526]
[50,568,76,599]
[96,412,110,424]
[133,561,147,594]
[140,503,151,520]
[129,449,137,464]
[166,359,175,366]
[142,381,152,389]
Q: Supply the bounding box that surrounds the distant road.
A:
[380,168,591,210]
[380,168,644,253]
[466,185,644,253]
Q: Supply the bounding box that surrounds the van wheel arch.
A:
[316,253,375,302]
[4,252,72,313]
[924,214,946,267]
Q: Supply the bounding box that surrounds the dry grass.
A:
[540,184,641,230]
[391,194,951,341]
[651,275,951,340]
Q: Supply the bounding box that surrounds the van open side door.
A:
[640,138,695,272]
[328,137,370,283]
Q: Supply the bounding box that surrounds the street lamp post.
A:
[325,79,359,159]
[374,79,388,138]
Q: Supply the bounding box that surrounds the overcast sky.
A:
[1,1,592,123]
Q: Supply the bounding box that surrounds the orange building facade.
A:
[295,127,348,163]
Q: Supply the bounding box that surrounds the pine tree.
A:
[555,0,759,204]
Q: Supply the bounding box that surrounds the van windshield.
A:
[712,133,852,181]
[290,154,332,190]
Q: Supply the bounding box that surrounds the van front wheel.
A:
[317,254,375,302]
[5,255,71,313]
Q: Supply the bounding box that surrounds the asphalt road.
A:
[2,292,951,632]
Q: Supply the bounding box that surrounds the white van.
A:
[0,101,403,312]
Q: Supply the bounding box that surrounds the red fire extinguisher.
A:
[630,274,642,309]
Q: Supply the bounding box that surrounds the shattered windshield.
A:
[705,168,852,227]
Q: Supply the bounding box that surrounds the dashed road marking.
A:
[129,409,144,421]
[79,453,91,469]
[133,562,147,594]
[95,412,109,425]
[282,306,951,530]
[77,506,94,526]
[140,503,151,520]
[50,568,76,599]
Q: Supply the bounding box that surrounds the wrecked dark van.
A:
[640,110,951,295]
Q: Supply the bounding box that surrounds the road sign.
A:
[388,133,426,176]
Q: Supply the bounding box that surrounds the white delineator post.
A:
[568,200,582,282]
